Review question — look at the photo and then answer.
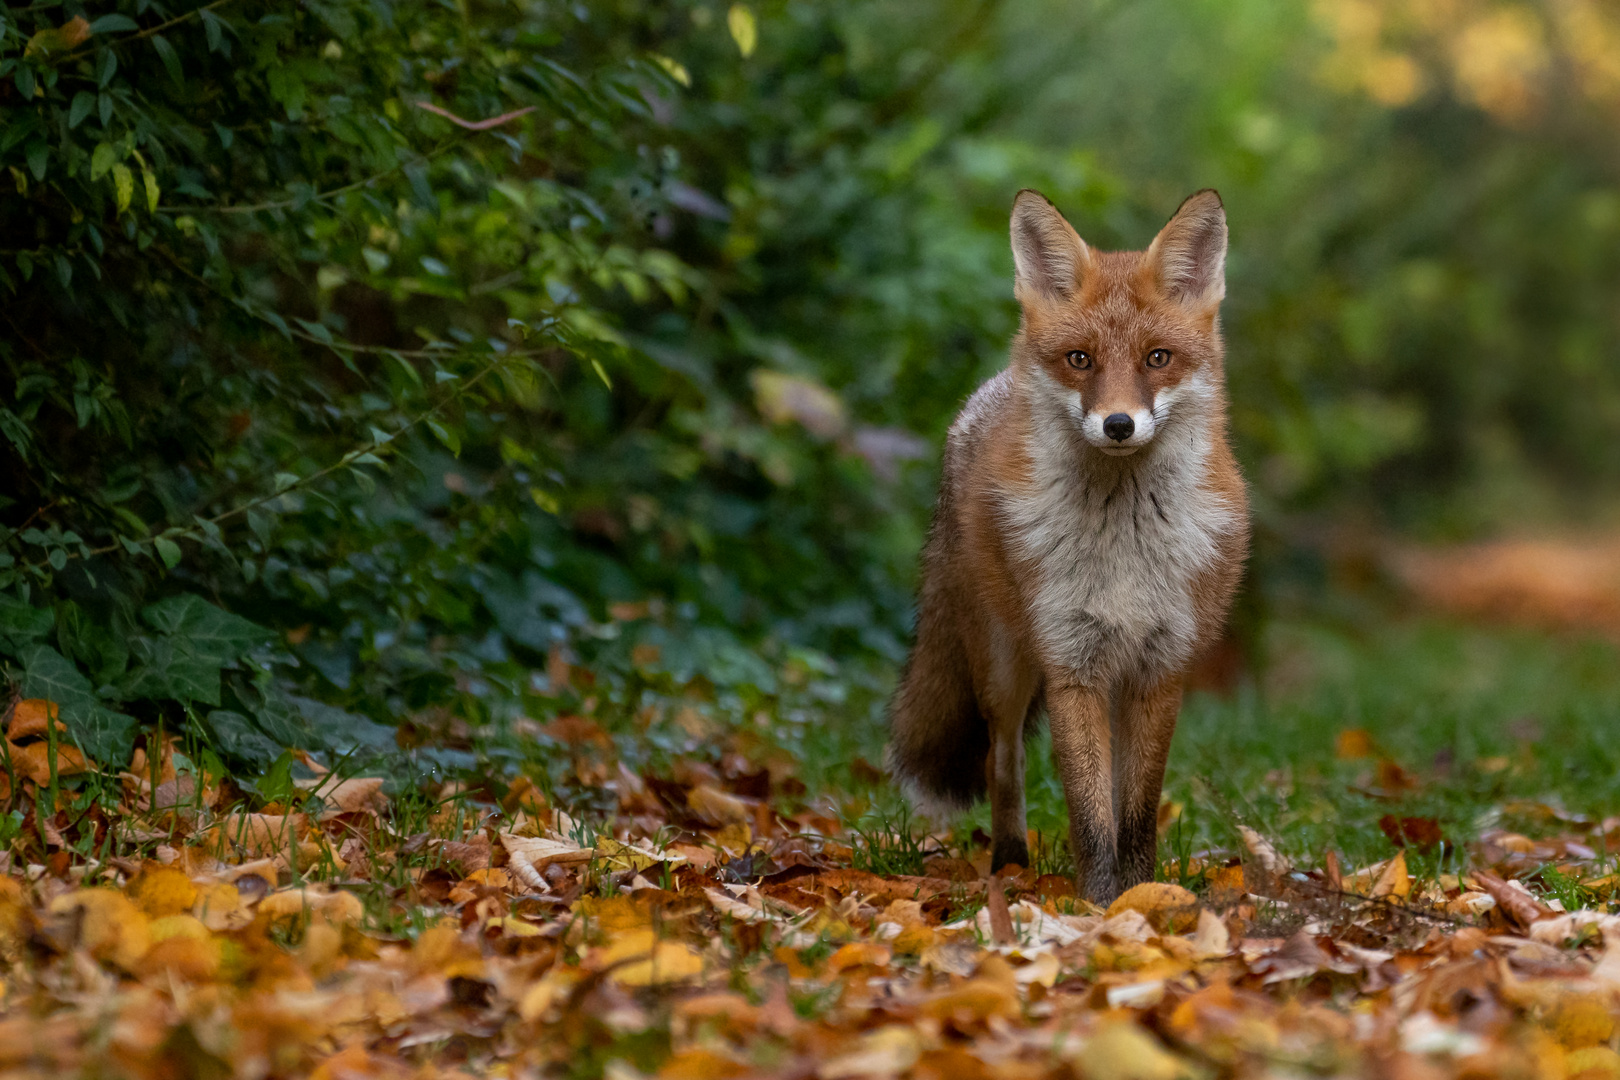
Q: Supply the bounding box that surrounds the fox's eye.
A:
[1065,351,1092,370]
[1146,348,1172,368]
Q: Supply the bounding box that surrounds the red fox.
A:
[888,189,1250,902]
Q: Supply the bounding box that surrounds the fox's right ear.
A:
[1010,190,1090,304]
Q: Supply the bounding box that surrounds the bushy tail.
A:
[886,620,988,814]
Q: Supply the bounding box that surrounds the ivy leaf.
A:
[141,594,272,663]
[206,710,283,768]
[150,34,183,87]
[79,706,137,767]
[285,694,397,758]
[124,637,222,705]
[0,596,54,652]
[16,644,131,763]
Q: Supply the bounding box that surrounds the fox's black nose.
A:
[1103,413,1134,442]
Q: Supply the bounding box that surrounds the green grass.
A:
[941,614,1620,883]
[1170,617,1620,870]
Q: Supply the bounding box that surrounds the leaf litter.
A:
[2,702,1620,1078]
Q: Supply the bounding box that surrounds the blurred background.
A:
[6,0,1620,827]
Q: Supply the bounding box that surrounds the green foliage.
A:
[0,0,1045,772]
[5,0,1620,781]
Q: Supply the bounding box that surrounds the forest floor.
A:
[3,613,1620,1079]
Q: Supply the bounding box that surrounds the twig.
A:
[158,139,462,215]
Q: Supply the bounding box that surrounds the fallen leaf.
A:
[125,863,198,918]
[301,775,387,815]
[48,889,150,969]
[602,928,704,986]
[1069,1019,1187,1080]
[259,886,364,926]
[1238,826,1291,875]
[1472,870,1554,929]
[819,1026,920,1079]
[686,784,753,828]
[1335,728,1375,759]
[501,832,593,889]
[1379,814,1445,852]
[1107,882,1200,934]
[1371,849,1411,899]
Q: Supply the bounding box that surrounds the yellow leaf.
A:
[602,928,704,986]
[24,17,90,59]
[820,1026,919,1080]
[259,885,364,927]
[48,889,150,970]
[137,926,221,981]
[1370,849,1410,899]
[142,168,160,213]
[711,822,752,856]
[575,893,654,935]
[727,5,758,58]
[112,163,134,214]
[1070,1019,1187,1080]
[1107,882,1201,935]
[125,863,198,918]
[652,54,691,88]
[191,881,249,932]
[920,976,1020,1022]
[147,913,211,944]
[517,965,579,1021]
[596,835,682,873]
[410,923,487,979]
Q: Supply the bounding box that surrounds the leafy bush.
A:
[0,0,1082,772]
[8,0,1620,778]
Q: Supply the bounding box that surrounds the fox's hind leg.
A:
[981,632,1040,873]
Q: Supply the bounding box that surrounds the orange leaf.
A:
[11,741,88,784]
[1335,728,1375,760]
[8,699,59,741]
[1369,849,1411,899]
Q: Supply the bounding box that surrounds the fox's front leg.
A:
[1045,681,1117,902]
[1114,675,1184,890]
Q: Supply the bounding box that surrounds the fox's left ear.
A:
[1146,190,1226,309]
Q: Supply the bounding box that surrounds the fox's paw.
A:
[990,838,1031,876]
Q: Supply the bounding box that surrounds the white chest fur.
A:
[1000,381,1239,686]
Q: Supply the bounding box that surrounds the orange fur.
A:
[888,190,1250,901]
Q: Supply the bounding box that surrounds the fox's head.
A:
[1009,189,1227,456]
